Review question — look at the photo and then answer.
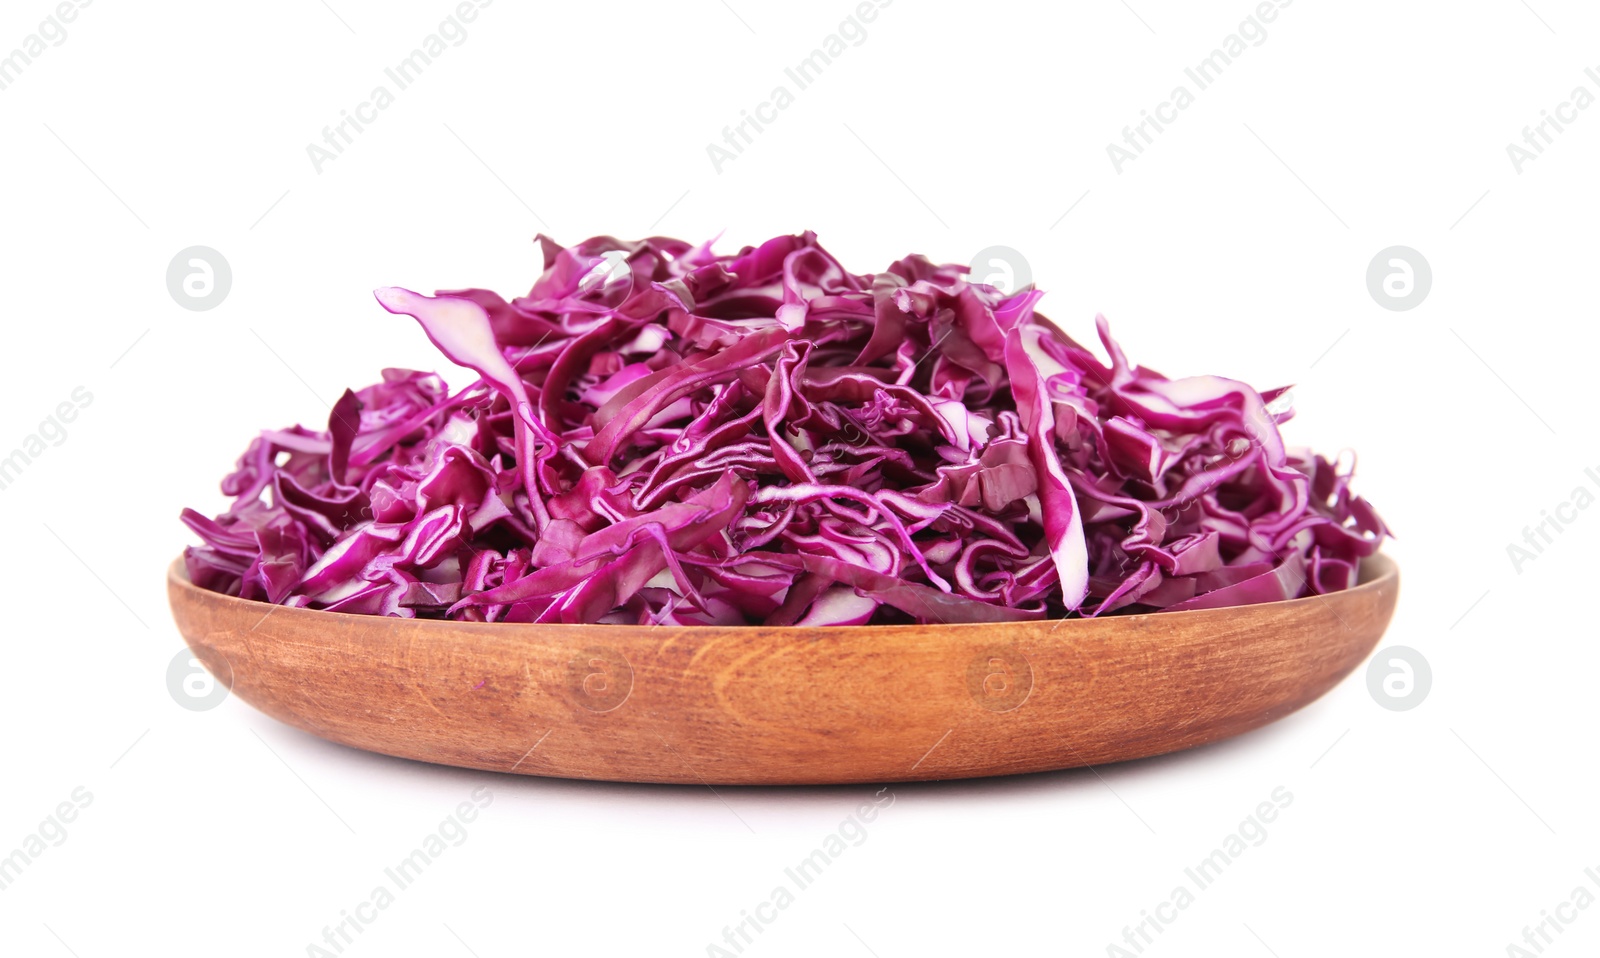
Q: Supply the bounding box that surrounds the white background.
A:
[1,0,1596,955]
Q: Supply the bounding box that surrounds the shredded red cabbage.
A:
[181,232,1388,625]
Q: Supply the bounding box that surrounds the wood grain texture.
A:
[167,554,1398,785]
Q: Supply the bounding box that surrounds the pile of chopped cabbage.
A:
[182,232,1387,624]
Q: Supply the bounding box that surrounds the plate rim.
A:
[166,551,1398,636]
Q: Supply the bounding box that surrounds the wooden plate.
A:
[167,554,1399,785]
